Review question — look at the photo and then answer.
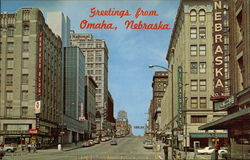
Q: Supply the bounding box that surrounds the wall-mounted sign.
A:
[34,101,41,114]
[177,66,183,128]
[28,129,40,134]
[37,33,44,96]
[212,0,225,99]
[214,96,234,111]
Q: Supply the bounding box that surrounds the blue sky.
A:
[2,0,180,136]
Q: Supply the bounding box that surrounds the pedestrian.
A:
[27,143,31,153]
[163,144,168,160]
[32,144,37,153]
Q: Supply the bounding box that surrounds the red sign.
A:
[37,33,44,96]
[28,129,40,134]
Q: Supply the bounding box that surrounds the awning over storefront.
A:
[199,108,250,130]
[190,133,228,138]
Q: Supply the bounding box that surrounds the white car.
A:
[144,141,154,149]
[197,146,215,154]
[2,146,17,152]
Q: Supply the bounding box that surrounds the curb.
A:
[63,146,82,152]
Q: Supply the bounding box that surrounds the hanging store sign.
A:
[214,96,234,111]
[212,0,225,99]
[37,33,44,96]
[177,66,183,128]
[28,129,40,134]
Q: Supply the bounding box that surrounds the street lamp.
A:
[148,64,174,159]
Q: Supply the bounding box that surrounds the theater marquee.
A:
[213,0,225,98]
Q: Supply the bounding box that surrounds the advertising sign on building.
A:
[34,100,41,114]
[212,0,225,99]
[37,33,44,96]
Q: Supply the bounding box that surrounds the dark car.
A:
[110,139,117,145]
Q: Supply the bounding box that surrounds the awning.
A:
[190,133,228,138]
[199,108,250,130]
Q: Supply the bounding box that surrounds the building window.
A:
[87,70,94,75]
[6,107,13,117]
[96,89,102,94]
[199,27,206,39]
[23,25,29,36]
[199,9,206,22]
[199,62,206,73]
[21,91,28,100]
[190,10,197,22]
[87,56,94,62]
[191,80,198,91]
[23,42,29,52]
[22,74,29,84]
[96,43,102,48]
[191,115,207,123]
[87,64,93,68]
[96,64,102,68]
[190,28,197,39]
[95,70,102,74]
[200,79,207,91]
[95,56,102,62]
[191,97,198,109]
[200,97,207,108]
[190,45,197,56]
[7,58,14,69]
[21,107,28,117]
[7,27,14,37]
[95,76,102,81]
[22,58,29,68]
[190,62,198,74]
[6,91,13,101]
[199,45,206,56]
[6,74,13,85]
[7,42,14,53]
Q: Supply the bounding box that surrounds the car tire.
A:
[6,149,12,153]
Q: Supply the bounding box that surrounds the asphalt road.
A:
[3,137,163,160]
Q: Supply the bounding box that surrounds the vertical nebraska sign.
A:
[213,0,225,97]
[37,33,43,96]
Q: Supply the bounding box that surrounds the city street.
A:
[3,137,163,160]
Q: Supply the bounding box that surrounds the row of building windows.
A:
[87,56,102,62]
[86,63,102,68]
[5,106,28,118]
[0,42,29,53]
[191,97,207,109]
[6,90,29,101]
[190,44,206,56]
[5,74,29,85]
[87,70,102,75]
[191,79,207,91]
[79,43,103,48]
[190,62,206,74]
[1,58,29,69]
[0,26,30,37]
[190,27,206,39]
[190,9,206,22]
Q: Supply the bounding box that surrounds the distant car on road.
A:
[94,138,100,144]
[2,146,17,153]
[143,141,154,149]
[88,140,95,146]
[82,141,91,147]
[101,137,107,142]
[197,146,215,155]
[110,139,117,145]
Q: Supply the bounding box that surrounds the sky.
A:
[1,0,180,136]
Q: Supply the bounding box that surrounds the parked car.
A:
[2,146,17,153]
[144,141,154,149]
[110,139,117,145]
[197,146,215,155]
[88,140,95,146]
[94,138,100,144]
[82,141,91,147]
[101,137,107,142]
[143,139,152,144]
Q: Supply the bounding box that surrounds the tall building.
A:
[70,31,109,136]
[117,110,127,121]
[106,91,116,136]
[199,0,250,159]
[85,75,97,139]
[151,71,168,138]
[0,8,62,146]
[161,0,228,151]
[63,47,86,143]
[47,12,70,48]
